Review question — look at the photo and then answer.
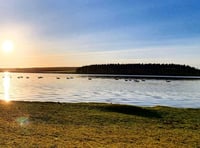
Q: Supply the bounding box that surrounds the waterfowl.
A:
[134,79,140,82]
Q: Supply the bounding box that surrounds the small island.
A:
[76,64,200,76]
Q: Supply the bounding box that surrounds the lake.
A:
[0,72,200,108]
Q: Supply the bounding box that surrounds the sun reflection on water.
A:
[3,72,11,102]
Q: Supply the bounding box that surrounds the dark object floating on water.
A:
[141,79,146,82]
[129,79,132,81]
[17,76,23,79]
[88,78,92,80]
[125,79,128,81]
[26,77,30,79]
[2,76,12,78]
[115,78,119,80]
[38,76,43,79]
[56,77,60,79]
[166,80,171,82]
[134,79,140,82]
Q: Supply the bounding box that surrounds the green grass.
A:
[0,101,199,147]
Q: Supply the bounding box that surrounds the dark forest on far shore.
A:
[76,64,200,76]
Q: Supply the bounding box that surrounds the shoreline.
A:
[1,100,200,109]
[0,101,199,147]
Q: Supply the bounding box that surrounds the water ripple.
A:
[0,73,200,108]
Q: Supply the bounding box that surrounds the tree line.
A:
[76,64,200,76]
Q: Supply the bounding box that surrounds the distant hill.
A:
[76,64,200,76]
[0,67,78,74]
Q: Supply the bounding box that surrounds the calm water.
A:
[0,72,200,108]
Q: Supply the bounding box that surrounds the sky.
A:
[0,0,200,68]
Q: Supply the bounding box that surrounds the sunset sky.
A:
[0,0,200,68]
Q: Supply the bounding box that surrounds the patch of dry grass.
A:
[0,101,199,147]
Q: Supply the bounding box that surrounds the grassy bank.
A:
[0,101,199,147]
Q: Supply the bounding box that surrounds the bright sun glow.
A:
[2,40,14,53]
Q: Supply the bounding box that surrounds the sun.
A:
[2,40,14,53]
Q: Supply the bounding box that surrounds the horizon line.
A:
[0,63,199,69]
